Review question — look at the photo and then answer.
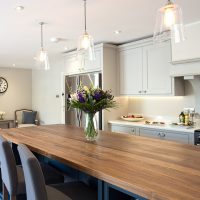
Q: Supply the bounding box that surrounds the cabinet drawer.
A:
[139,128,190,144]
[111,125,136,135]
[139,128,161,139]
[165,131,190,144]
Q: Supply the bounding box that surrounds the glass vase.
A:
[84,113,98,141]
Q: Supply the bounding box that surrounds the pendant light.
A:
[35,22,50,70]
[77,0,95,61]
[153,0,185,44]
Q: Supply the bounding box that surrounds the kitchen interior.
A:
[1,1,200,200]
[63,3,200,146]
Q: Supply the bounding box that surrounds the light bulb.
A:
[39,50,46,62]
[81,33,90,49]
[164,6,175,28]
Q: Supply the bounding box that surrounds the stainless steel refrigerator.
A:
[65,72,102,130]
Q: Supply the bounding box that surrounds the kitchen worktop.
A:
[109,120,197,133]
[1,124,200,200]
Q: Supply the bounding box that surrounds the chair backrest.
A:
[15,109,38,124]
[17,144,48,200]
[0,136,18,195]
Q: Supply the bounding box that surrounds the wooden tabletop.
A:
[0,124,200,200]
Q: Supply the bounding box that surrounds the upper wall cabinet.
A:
[64,43,118,95]
[143,43,172,95]
[119,47,143,94]
[64,48,101,75]
[119,39,184,96]
[172,22,200,64]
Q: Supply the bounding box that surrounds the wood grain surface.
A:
[0,124,200,200]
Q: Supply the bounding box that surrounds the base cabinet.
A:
[111,125,137,135]
[139,128,191,144]
[110,124,194,145]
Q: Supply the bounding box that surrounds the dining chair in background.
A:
[0,136,65,200]
[18,144,98,200]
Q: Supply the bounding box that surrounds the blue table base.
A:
[11,143,147,200]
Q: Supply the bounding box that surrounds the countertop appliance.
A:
[194,129,200,145]
[65,72,102,130]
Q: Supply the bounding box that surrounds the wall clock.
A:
[0,77,8,93]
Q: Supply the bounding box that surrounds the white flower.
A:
[71,93,77,101]
[83,86,89,93]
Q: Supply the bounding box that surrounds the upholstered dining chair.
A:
[18,144,71,200]
[0,136,65,200]
[18,144,98,200]
[0,136,26,200]
[15,109,39,128]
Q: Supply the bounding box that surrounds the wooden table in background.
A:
[0,119,14,129]
[0,124,200,200]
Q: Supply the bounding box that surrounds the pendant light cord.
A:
[167,0,172,5]
[84,0,87,32]
[40,22,44,50]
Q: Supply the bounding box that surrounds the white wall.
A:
[32,55,65,124]
[127,77,200,122]
[0,67,32,119]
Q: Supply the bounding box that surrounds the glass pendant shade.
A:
[77,32,95,61]
[153,0,185,44]
[77,0,95,64]
[35,49,50,70]
[34,22,50,70]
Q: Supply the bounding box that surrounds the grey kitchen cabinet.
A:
[111,125,137,135]
[119,47,143,95]
[110,123,194,144]
[118,38,184,96]
[139,127,191,144]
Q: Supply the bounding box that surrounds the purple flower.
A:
[78,93,85,103]
[93,91,102,100]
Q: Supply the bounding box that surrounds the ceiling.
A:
[1,0,200,69]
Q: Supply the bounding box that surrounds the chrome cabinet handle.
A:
[144,90,147,93]
[161,133,166,137]
[131,129,136,135]
[139,91,142,93]
[158,132,166,138]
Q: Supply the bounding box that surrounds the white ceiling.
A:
[0,0,200,69]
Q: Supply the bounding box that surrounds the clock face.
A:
[0,77,8,93]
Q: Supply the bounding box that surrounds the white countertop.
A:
[108,120,198,134]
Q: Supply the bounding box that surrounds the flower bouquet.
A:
[69,85,116,141]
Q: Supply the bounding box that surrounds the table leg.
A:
[98,180,103,200]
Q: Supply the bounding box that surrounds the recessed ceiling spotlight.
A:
[114,30,122,35]
[12,64,16,67]
[15,6,24,11]
[50,37,60,43]
[64,47,69,51]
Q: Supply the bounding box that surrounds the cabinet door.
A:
[119,48,143,95]
[111,125,136,135]
[143,43,172,95]
[65,50,101,75]
[139,128,161,139]
[84,50,101,72]
[64,54,82,75]
[172,22,200,63]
